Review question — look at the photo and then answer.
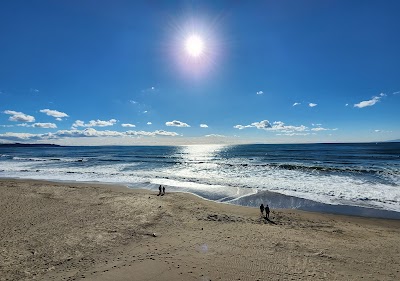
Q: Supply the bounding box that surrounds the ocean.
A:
[1,143,399,218]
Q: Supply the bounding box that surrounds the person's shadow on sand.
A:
[265,217,277,224]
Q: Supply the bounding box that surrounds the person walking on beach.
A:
[265,204,270,219]
[259,203,265,217]
[157,185,162,196]
[162,186,166,196]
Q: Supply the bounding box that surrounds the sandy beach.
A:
[0,179,399,281]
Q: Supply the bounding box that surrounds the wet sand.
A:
[0,178,399,281]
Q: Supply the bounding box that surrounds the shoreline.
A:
[2,176,399,220]
[1,178,400,281]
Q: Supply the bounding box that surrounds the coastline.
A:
[1,178,400,281]
[2,176,399,220]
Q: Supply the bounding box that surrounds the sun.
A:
[185,35,204,57]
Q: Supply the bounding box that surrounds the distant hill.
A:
[0,143,62,147]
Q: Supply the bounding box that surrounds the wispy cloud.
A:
[14,123,57,128]
[309,103,317,107]
[30,88,39,93]
[200,124,208,128]
[129,100,138,104]
[293,102,301,106]
[3,110,35,122]
[121,123,136,128]
[40,109,69,119]
[0,125,14,128]
[233,124,253,130]
[392,91,400,95]
[354,93,386,108]
[256,90,263,95]
[205,134,225,137]
[32,123,57,129]
[345,103,349,106]
[147,122,152,125]
[276,133,310,136]
[165,120,190,127]
[72,119,117,128]
[126,130,179,137]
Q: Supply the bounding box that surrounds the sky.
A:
[0,0,399,145]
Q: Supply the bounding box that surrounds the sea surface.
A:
[1,143,399,218]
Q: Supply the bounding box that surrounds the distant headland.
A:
[0,143,62,147]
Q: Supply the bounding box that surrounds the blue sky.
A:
[0,0,399,145]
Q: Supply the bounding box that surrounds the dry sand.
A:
[0,178,399,281]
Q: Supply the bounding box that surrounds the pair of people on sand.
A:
[259,203,270,219]
[157,185,166,196]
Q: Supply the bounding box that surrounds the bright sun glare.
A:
[185,35,204,57]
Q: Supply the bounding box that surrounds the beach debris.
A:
[152,233,157,237]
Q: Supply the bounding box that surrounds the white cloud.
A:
[30,88,39,93]
[154,130,179,136]
[121,123,136,128]
[147,122,152,125]
[200,124,208,128]
[256,91,263,95]
[72,119,117,128]
[354,93,385,108]
[129,100,138,104]
[143,111,148,114]
[72,120,85,128]
[0,128,180,142]
[345,103,349,106]
[393,91,400,95]
[40,109,69,119]
[251,120,272,129]
[271,121,307,132]
[32,123,57,129]
[3,110,35,122]
[0,132,40,141]
[276,133,310,136]
[234,120,308,134]
[293,102,301,106]
[165,120,190,127]
[54,128,124,138]
[375,129,381,132]
[126,130,179,137]
[0,125,13,127]
[205,134,226,138]
[309,103,317,107]
[311,127,328,131]
[233,124,253,130]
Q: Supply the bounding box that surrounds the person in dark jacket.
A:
[265,204,270,219]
